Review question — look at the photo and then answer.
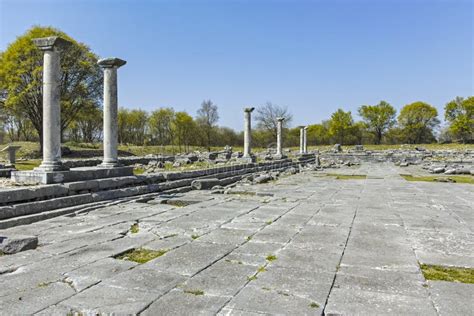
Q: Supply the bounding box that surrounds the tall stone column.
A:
[299,126,305,154]
[243,107,255,158]
[33,37,71,171]
[275,117,285,158]
[303,126,308,154]
[98,58,127,167]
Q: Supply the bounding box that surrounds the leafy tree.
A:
[328,109,353,144]
[255,102,293,139]
[148,107,175,146]
[358,101,396,144]
[398,102,440,144]
[172,111,196,151]
[0,26,102,151]
[196,100,219,151]
[306,122,330,145]
[117,108,148,145]
[68,102,103,143]
[445,96,473,143]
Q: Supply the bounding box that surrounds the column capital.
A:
[98,57,127,69]
[277,117,285,122]
[304,126,308,130]
[244,107,255,113]
[298,125,305,129]
[33,36,72,51]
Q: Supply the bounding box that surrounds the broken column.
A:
[299,126,305,154]
[33,37,71,171]
[243,107,255,160]
[98,58,127,167]
[275,117,286,159]
[1,145,21,166]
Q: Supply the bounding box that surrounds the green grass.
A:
[258,266,267,273]
[13,160,41,171]
[191,234,200,240]
[309,302,320,308]
[115,248,167,264]
[421,264,474,284]
[247,275,258,281]
[130,223,139,234]
[184,289,204,296]
[133,168,145,175]
[327,173,367,180]
[266,254,277,262]
[401,174,474,184]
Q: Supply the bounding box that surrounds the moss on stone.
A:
[266,254,277,262]
[184,289,204,296]
[401,175,474,184]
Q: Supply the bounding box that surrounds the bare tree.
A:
[196,100,219,151]
[255,102,293,138]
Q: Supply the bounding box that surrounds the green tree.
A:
[445,96,474,143]
[148,107,175,146]
[328,109,353,144]
[172,111,196,151]
[358,101,396,144]
[306,122,330,145]
[0,26,102,151]
[196,100,219,151]
[398,102,440,144]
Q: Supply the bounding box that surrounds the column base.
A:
[238,155,256,163]
[98,161,122,168]
[35,161,69,172]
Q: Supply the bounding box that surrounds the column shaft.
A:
[243,110,252,157]
[102,67,119,166]
[39,49,62,171]
[276,120,283,156]
[299,127,304,154]
[303,128,308,154]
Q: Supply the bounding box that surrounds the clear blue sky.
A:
[1,0,472,130]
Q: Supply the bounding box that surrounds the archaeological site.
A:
[0,1,473,315]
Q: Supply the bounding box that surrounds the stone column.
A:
[298,126,305,154]
[303,126,308,154]
[33,37,71,171]
[98,58,127,167]
[275,117,285,158]
[243,107,254,158]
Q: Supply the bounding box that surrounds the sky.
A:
[1,0,472,131]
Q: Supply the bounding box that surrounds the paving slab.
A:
[0,162,472,314]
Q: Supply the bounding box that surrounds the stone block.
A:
[0,235,38,254]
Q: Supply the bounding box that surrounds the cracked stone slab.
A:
[428,280,474,315]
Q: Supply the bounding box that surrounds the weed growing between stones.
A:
[309,302,320,308]
[247,275,258,281]
[130,223,139,234]
[401,175,474,184]
[191,234,200,240]
[225,259,243,264]
[246,236,252,241]
[327,173,367,180]
[184,289,204,296]
[258,266,267,273]
[421,264,474,283]
[265,220,273,225]
[115,248,168,264]
[266,254,277,262]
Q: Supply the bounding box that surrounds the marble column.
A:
[243,107,255,158]
[275,117,285,158]
[303,126,308,154]
[299,126,305,154]
[98,58,127,167]
[33,37,71,171]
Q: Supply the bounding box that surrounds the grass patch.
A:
[163,199,198,207]
[327,173,366,180]
[401,174,474,184]
[309,302,320,308]
[13,160,41,171]
[133,168,145,175]
[266,254,277,262]
[115,248,167,264]
[258,266,267,273]
[191,234,200,240]
[421,264,474,284]
[130,223,139,234]
[184,289,204,296]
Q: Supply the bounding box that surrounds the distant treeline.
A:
[1,26,473,150]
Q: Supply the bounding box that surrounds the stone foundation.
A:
[11,166,133,184]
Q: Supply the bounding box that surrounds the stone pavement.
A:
[0,162,473,315]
